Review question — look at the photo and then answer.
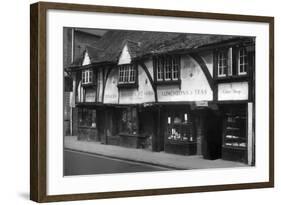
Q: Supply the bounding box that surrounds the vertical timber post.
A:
[247,102,253,165]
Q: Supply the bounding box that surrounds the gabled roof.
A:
[123,40,141,59]
[69,46,105,68]
[67,30,253,69]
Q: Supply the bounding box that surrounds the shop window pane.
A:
[78,108,97,128]
[120,107,138,135]
[167,112,194,143]
[223,107,247,148]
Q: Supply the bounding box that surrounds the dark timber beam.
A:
[102,66,114,103]
[138,62,158,102]
[189,53,215,91]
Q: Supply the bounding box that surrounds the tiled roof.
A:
[68,30,251,69]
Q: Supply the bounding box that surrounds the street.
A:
[64,149,170,176]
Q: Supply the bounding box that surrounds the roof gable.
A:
[67,30,254,70]
[118,44,132,65]
[82,51,91,66]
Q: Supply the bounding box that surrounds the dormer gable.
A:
[82,51,91,66]
[118,44,132,65]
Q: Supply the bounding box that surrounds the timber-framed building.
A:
[65,30,255,165]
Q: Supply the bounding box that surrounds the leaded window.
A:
[118,64,136,84]
[154,56,180,82]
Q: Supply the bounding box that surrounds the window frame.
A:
[154,55,181,84]
[165,109,195,144]
[81,69,96,86]
[237,47,248,75]
[217,50,228,77]
[215,46,250,79]
[78,108,97,128]
[117,63,138,88]
[119,107,138,136]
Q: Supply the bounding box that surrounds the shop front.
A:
[161,105,197,155]
[157,103,223,158]
[220,103,248,163]
[66,32,255,165]
[99,105,156,150]
[216,81,255,164]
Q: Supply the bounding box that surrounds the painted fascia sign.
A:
[218,82,248,101]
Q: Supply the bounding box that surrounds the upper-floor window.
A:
[216,46,249,78]
[217,51,228,77]
[154,56,180,82]
[118,64,136,84]
[82,69,94,85]
[238,48,248,75]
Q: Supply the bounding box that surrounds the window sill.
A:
[81,83,97,87]
[117,83,138,89]
[215,75,249,82]
[155,79,181,86]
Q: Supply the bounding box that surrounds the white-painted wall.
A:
[118,65,155,104]
[103,65,155,104]
[104,54,213,104]
[200,51,213,77]
[157,55,213,102]
[145,58,154,80]
[118,44,132,65]
[82,51,91,65]
[103,68,119,104]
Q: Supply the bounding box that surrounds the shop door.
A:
[202,110,223,160]
[139,109,157,151]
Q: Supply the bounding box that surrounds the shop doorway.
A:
[139,109,156,150]
[202,110,223,160]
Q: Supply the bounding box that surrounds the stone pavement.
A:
[64,136,247,170]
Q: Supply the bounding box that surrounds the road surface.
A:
[64,149,170,176]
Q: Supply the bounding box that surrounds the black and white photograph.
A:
[63,27,256,176]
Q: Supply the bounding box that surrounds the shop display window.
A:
[120,107,138,135]
[78,108,97,128]
[223,108,247,149]
[166,111,195,144]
